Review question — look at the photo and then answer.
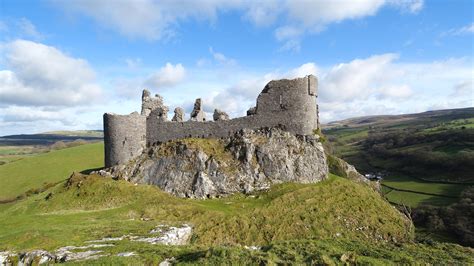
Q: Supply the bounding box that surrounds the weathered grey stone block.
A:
[172,107,185,122]
[190,98,206,121]
[213,109,229,121]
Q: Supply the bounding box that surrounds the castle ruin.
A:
[104,75,320,168]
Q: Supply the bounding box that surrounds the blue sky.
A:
[0,0,473,135]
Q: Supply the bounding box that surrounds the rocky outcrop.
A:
[105,128,328,198]
[0,224,192,264]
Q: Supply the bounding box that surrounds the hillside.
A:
[323,107,474,207]
[323,108,474,247]
[0,142,103,201]
[0,130,103,166]
[1,173,472,264]
[0,137,473,264]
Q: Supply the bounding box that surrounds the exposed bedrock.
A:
[106,128,328,198]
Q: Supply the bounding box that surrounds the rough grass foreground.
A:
[0,174,472,264]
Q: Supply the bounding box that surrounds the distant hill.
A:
[323,107,474,207]
[324,107,474,129]
[0,130,103,146]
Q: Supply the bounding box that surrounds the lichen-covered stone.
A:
[106,128,328,198]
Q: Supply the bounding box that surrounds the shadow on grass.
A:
[175,250,207,263]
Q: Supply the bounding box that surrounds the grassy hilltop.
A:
[0,136,473,263]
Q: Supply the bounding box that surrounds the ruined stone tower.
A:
[104,75,319,167]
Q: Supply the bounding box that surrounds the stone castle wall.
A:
[103,112,146,167]
[104,75,319,167]
[146,75,318,145]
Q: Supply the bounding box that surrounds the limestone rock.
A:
[213,109,229,121]
[172,107,185,122]
[106,128,328,198]
[134,224,192,245]
[190,98,206,121]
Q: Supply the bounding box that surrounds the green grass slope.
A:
[1,173,472,264]
[0,139,472,264]
[0,142,103,200]
[0,173,413,250]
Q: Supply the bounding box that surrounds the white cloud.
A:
[209,47,237,66]
[52,0,242,41]
[52,0,424,46]
[17,18,44,40]
[0,40,103,106]
[125,57,142,69]
[318,55,472,121]
[388,0,424,13]
[443,22,474,36]
[274,26,304,51]
[201,53,471,122]
[0,103,109,135]
[321,53,400,102]
[377,84,413,99]
[287,63,320,78]
[144,62,186,89]
[286,0,385,27]
[112,77,144,98]
[450,80,473,97]
[1,106,66,122]
[243,0,281,27]
[277,0,423,51]
[275,26,304,41]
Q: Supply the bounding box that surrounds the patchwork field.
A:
[323,107,474,208]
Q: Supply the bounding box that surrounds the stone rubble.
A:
[134,224,192,245]
[117,252,136,257]
[0,224,192,264]
[159,258,175,266]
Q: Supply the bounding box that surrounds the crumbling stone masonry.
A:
[104,75,320,167]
